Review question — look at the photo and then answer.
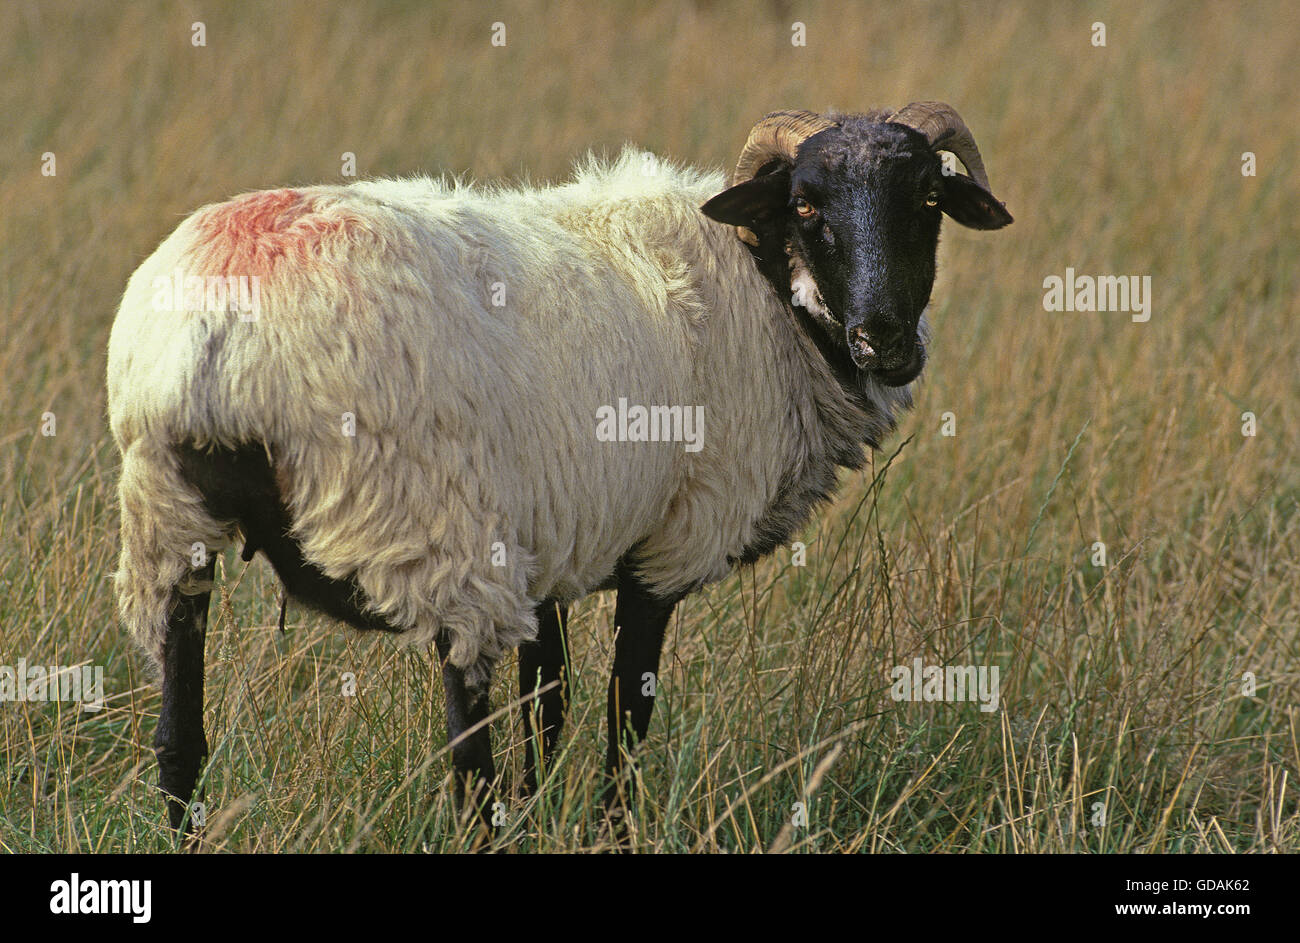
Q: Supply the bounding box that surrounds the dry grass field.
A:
[1,0,1297,853]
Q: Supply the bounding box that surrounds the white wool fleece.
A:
[108,150,913,684]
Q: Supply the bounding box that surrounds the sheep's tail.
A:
[114,439,233,668]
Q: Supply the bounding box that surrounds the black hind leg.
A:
[603,564,681,818]
[155,561,215,837]
[519,599,569,794]
[436,635,496,835]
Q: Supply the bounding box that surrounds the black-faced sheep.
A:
[107,103,1012,836]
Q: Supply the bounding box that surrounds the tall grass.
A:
[1,0,1296,852]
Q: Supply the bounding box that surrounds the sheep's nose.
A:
[849,326,876,363]
[848,322,916,373]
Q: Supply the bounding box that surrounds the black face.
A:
[701,118,1013,388]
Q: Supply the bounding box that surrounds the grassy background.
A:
[2,0,1297,853]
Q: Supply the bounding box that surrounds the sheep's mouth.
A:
[870,353,925,387]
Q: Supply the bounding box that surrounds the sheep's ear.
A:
[942,174,1014,230]
[700,171,791,228]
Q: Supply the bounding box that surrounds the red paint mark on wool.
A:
[190,188,359,278]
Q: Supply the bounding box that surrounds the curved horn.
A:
[732,110,837,186]
[887,101,992,191]
[729,110,837,245]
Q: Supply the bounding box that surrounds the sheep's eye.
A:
[925,191,940,208]
[794,197,817,218]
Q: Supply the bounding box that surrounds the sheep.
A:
[107,103,1012,837]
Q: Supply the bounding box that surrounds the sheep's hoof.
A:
[597,781,647,853]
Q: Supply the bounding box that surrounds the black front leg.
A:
[519,599,569,794]
[435,635,495,835]
[155,561,215,839]
[604,564,681,807]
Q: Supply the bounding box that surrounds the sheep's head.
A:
[701,105,1012,388]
